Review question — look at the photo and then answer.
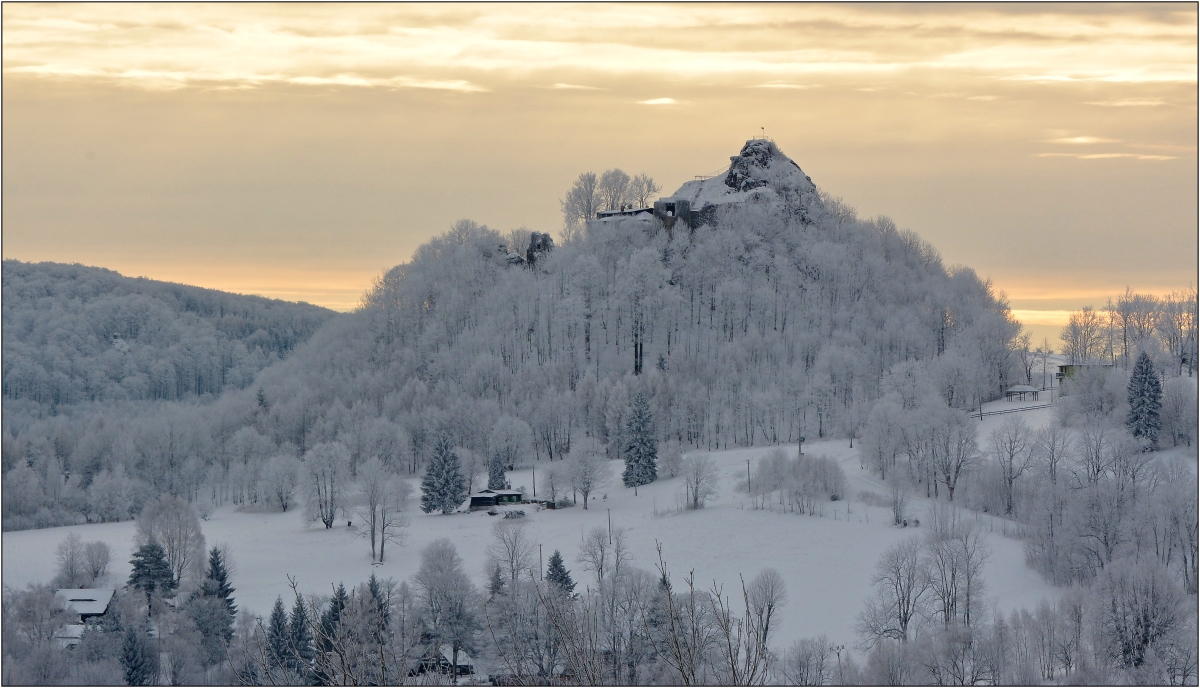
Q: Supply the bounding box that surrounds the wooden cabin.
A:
[468,488,524,511]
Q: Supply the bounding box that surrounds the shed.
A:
[54,589,115,621]
[1004,385,1040,401]
[468,488,524,511]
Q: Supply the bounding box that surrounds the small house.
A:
[413,645,475,676]
[54,589,115,622]
[468,488,524,511]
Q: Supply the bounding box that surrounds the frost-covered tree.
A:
[136,496,205,586]
[487,451,506,490]
[681,454,719,509]
[414,539,480,680]
[623,392,657,490]
[260,455,300,512]
[597,169,632,212]
[560,172,600,241]
[54,532,87,588]
[303,442,348,528]
[487,520,536,588]
[628,173,662,208]
[1127,351,1163,448]
[420,434,467,514]
[569,443,608,509]
[990,416,1035,515]
[857,537,929,646]
[83,540,111,582]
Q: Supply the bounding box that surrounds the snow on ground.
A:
[3,435,1062,652]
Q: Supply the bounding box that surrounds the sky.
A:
[3,3,1196,343]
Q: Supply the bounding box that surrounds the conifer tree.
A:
[128,541,176,612]
[421,434,467,514]
[366,573,390,643]
[487,451,507,490]
[121,625,158,686]
[320,582,348,652]
[623,392,658,489]
[546,549,576,596]
[1127,351,1163,448]
[488,562,506,599]
[197,546,236,641]
[267,596,290,670]
[289,594,314,674]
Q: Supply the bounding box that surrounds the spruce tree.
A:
[487,451,507,490]
[546,550,576,596]
[421,435,467,514]
[128,541,176,612]
[1127,351,1163,448]
[198,546,236,641]
[289,595,313,674]
[366,573,390,643]
[320,583,348,652]
[267,596,290,670]
[121,625,158,686]
[488,563,506,599]
[623,392,658,488]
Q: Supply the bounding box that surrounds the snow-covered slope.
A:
[3,430,1060,653]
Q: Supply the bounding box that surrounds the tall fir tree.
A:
[320,582,348,652]
[289,594,314,674]
[197,546,236,641]
[421,434,467,514]
[267,596,290,670]
[488,562,506,599]
[366,573,390,643]
[1127,350,1163,448]
[546,550,576,596]
[121,625,158,686]
[128,541,176,612]
[623,392,658,488]
[487,451,507,490]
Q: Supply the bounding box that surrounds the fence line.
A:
[974,403,1052,420]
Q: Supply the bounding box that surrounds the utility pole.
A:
[539,544,543,581]
[608,509,612,544]
[532,468,536,498]
[746,459,752,508]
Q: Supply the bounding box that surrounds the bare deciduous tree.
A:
[570,446,608,510]
[857,537,929,646]
[83,541,111,582]
[488,520,537,588]
[54,533,87,588]
[137,495,206,585]
[304,442,349,529]
[682,454,719,509]
[991,416,1035,515]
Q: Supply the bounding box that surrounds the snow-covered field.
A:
[3,406,1067,650]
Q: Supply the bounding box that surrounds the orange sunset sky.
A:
[3,3,1196,343]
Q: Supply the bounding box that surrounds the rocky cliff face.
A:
[664,139,823,225]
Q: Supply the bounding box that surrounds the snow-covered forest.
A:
[2,141,1196,686]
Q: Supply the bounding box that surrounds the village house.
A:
[467,488,524,511]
